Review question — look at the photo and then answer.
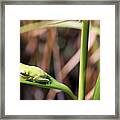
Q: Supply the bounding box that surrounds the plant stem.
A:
[92,74,100,100]
[78,20,89,100]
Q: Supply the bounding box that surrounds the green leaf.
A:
[92,74,100,100]
[20,63,77,100]
[20,20,82,33]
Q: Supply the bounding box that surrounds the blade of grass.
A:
[92,74,100,100]
[78,20,90,100]
[20,21,82,33]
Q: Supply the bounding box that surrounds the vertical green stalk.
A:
[78,20,89,100]
[92,74,100,100]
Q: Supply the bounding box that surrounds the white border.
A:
[5,5,115,115]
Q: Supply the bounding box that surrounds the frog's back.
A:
[20,63,46,77]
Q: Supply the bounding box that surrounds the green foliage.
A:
[78,21,89,100]
[20,63,77,100]
[92,74,100,100]
[20,21,82,33]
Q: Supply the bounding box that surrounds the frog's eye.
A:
[20,70,29,76]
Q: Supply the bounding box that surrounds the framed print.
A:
[0,0,119,119]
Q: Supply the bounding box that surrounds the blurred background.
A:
[20,20,100,100]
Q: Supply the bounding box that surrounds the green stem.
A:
[78,20,89,100]
[92,74,100,100]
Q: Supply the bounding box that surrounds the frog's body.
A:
[20,63,51,84]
